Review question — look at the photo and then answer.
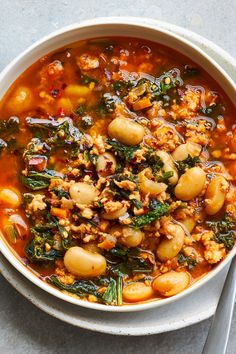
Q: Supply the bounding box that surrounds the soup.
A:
[0,37,235,305]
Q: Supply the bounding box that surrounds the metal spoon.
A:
[202,256,236,354]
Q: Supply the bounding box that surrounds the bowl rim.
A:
[0,16,235,313]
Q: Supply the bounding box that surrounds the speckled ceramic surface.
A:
[0,18,235,335]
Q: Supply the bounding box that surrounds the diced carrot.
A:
[51,207,67,219]
[133,97,152,111]
[112,72,121,80]
[98,239,115,250]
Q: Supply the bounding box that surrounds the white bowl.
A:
[0,17,235,313]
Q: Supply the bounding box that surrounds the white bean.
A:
[108,118,145,145]
[102,206,127,220]
[179,217,196,233]
[139,168,167,196]
[0,188,21,208]
[152,271,190,297]
[205,176,228,215]
[157,224,185,261]
[175,167,206,201]
[7,86,33,114]
[96,152,117,176]
[69,182,98,205]
[123,282,154,302]
[64,246,106,277]
[172,142,202,161]
[156,150,178,185]
[110,225,144,247]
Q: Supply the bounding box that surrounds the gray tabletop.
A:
[0,1,235,353]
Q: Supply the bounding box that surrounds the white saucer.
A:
[0,18,235,336]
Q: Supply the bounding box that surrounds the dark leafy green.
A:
[111,80,134,97]
[131,199,143,209]
[72,211,98,228]
[107,139,140,162]
[26,117,82,146]
[0,116,19,136]
[214,233,235,251]
[52,187,70,199]
[132,149,163,175]
[48,275,101,297]
[97,93,117,115]
[183,65,200,78]
[0,117,20,151]
[132,201,169,228]
[21,176,50,190]
[178,253,197,271]
[102,278,117,304]
[80,115,93,130]
[25,216,73,261]
[28,169,63,179]
[25,238,63,262]
[157,171,174,183]
[80,74,98,85]
[145,150,164,174]
[207,214,236,250]
[198,103,223,119]
[175,155,200,173]
[145,69,182,101]
[21,169,63,190]
[48,274,123,305]
[23,193,34,206]
[105,247,153,277]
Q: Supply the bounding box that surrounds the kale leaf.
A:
[80,74,98,85]
[105,247,153,277]
[111,80,134,97]
[48,274,123,305]
[26,117,82,146]
[25,238,63,262]
[133,149,164,175]
[214,233,235,251]
[97,93,117,115]
[0,116,19,137]
[206,214,235,234]
[183,65,200,78]
[198,103,223,119]
[48,275,101,297]
[21,176,50,190]
[102,278,117,304]
[157,171,174,183]
[25,218,72,262]
[107,139,140,162]
[131,198,143,209]
[132,201,169,228]
[178,253,197,271]
[28,169,64,180]
[21,169,63,190]
[206,214,236,250]
[150,69,181,100]
[145,150,164,174]
[175,155,200,173]
[0,117,20,151]
[52,187,70,199]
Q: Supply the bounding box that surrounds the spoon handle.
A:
[202,256,236,354]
